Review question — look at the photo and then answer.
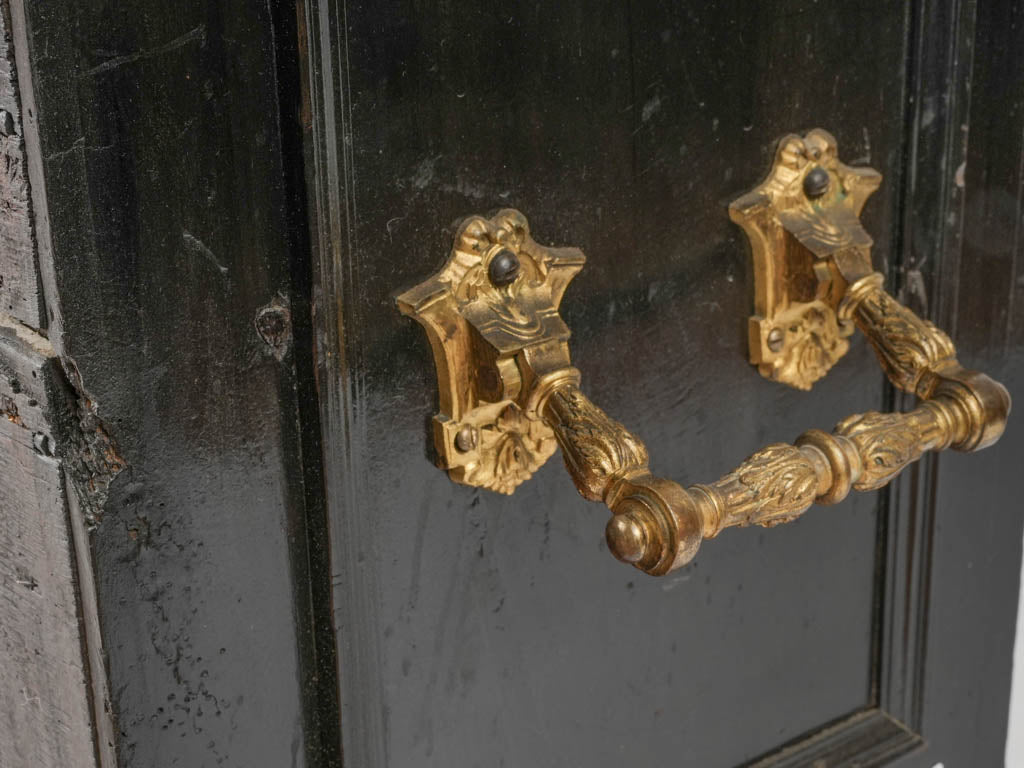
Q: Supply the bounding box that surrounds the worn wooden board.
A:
[9,0,344,764]
[0,0,41,328]
[0,315,96,768]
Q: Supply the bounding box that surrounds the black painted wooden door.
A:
[302,2,1024,767]
[9,1,1022,767]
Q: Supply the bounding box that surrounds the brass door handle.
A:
[608,270,1009,574]
[398,130,1009,577]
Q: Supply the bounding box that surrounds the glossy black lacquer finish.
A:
[16,1,338,766]
[297,1,1020,767]
[16,0,1023,765]
[904,1,1024,765]
[302,0,1024,766]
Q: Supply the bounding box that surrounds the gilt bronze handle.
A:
[398,131,1009,576]
[601,270,1009,573]
[547,285,1011,575]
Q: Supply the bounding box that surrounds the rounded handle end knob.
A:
[605,475,704,575]
[606,514,648,564]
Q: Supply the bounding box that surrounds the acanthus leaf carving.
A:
[544,384,649,502]
[707,443,819,528]
[849,280,957,394]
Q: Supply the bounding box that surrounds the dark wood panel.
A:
[0,0,1016,766]
[12,1,342,765]
[303,1,911,765]
[896,1,1024,765]
[875,0,978,738]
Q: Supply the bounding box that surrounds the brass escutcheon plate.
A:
[396,210,583,493]
[729,129,881,390]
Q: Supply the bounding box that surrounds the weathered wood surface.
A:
[0,314,97,768]
[0,0,41,328]
[9,0,343,764]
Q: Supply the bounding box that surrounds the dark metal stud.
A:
[803,166,830,199]
[488,248,520,287]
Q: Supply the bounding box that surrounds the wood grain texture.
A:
[0,315,97,768]
[0,0,41,328]
[10,0,344,764]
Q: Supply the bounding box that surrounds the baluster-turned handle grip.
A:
[540,386,957,575]
[572,273,1009,576]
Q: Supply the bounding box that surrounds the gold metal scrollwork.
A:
[396,210,571,494]
[730,128,880,390]
[399,130,1009,577]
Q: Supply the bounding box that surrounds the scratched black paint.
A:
[304,1,1024,767]
[18,0,339,766]
[15,0,1024,766]
[307,1,891,767]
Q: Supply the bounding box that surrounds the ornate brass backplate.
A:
[396,210,580,493]
[729,128,881,389]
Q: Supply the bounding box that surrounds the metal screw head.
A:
[767,327,785,353]
[487,248,520,287]
[803,166,830,198]
[454,425,477,452]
